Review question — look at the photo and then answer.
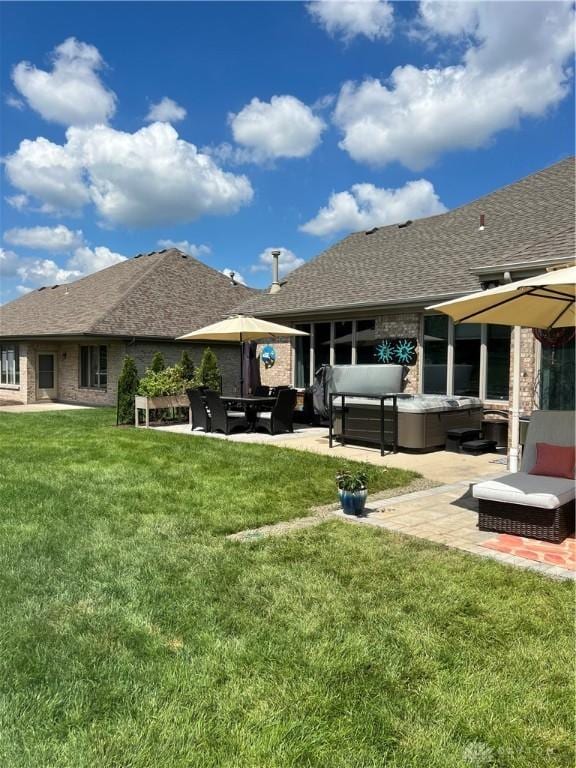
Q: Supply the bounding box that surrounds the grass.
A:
[0,408,573,768]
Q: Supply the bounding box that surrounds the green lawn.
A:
[0,409,573,768]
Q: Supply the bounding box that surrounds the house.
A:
[237,157,575,415]
[0,248,255,405]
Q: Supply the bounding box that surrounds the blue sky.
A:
[1,0,574,303]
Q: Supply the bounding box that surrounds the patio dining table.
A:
[219,394,276,431]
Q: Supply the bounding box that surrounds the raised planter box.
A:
[135,394,191,428]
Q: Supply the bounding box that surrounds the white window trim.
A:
[421,315,511,402]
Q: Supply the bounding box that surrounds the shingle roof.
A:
[236,157,575,318]
[0,249,256,338]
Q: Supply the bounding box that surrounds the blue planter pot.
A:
[338,488,368,516]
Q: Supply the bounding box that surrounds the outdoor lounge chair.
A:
[472,410,575,543]
[204,390,248,435]
[255,388,297,435]
[186,388,210,432]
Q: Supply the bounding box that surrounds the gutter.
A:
[246,290,479,320]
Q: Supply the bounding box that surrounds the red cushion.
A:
[529,442,576,480]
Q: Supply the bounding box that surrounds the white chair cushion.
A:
[257,412,272,420]
[227,411,246,418]
[473,472,576,510]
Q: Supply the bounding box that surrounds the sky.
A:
[1,0,575,304]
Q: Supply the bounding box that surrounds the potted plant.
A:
[336,469,369,515]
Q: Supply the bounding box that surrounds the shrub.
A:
[150,351,166,373]
[137,363,192,398]
[179,350,195,381]
[336,468,368,492]
[116,356,140,425]
[194,347,221,391]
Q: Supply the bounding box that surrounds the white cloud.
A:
[4,225,84,252]
[300,179,447,236]
[5,122,253,226]
[157,239,211,258]
[307,0,394,42]
[146,97,187,123]
[5,194,29,211]
[16,285,34,296]
[12,37,116,127]
[4,135,91,214]
[11,243,127,291]
[251,247,305,277]
[333,1,575,169]
[221,267,247,286]
[229,95,325,162]
[68,245,126,273]
[6,94,25,110]
[0,248,21,277]
[16,258,81,287]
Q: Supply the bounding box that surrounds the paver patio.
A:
[154,422,573,579]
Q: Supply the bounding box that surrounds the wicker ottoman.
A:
[473,473,576,544]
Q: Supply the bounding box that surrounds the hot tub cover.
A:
[332,394,482,413]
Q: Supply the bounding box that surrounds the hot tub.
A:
[331,393,483,452]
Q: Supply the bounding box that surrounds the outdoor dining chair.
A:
[186,388,211,432]
[255,388,297,435]
[204,390,249,435]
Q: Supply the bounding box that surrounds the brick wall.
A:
[128,341,241,394]
[257,339,292,388]
[375,313,421,394]
[510,327,538,416]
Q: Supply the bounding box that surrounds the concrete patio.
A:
[0,402,95,413]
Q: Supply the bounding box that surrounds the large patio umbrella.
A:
[427,265,575,472]
[177,315,309,395]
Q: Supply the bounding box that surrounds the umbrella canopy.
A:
[427,265,575,473]
[427,265,575,329]
[178,315,309,342]
[177,315,308,396]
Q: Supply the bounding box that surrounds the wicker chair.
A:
[204,390,248,435]
[473,410,575,543]
[186,388,210,432]
[255,389,297,435]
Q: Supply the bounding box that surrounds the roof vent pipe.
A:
[269,250,281,294]
[479,213,485,231]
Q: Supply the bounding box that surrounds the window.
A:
[423,316,449,394]
[80,345,107,389]
[313,322,331,370]
[486,326,511,400]
[294,324,311,388]
[540,336,575,410]
[334,321,352,365]
[454,323,481,396]
[356,319,378,364]
[0,345,19,385]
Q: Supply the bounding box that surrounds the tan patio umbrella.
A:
[428,265,575,330]
[427,265,575,472]
[177,315,309,395]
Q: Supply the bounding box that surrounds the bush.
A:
[194,347,221,391]
[150,351,166,373]
[179,350,195,381]
[137,363,192,398]
[117,356,139,425]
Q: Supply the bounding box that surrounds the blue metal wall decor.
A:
[374,337,417,366]
[261,344,276,369]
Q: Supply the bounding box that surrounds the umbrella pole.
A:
[239,333,244,396]
[508,325,522,473]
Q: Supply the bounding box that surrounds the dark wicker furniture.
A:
[204,390,248,435]
[256,389,297,435]
[478,498,575,544]
[186,388,210,432]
